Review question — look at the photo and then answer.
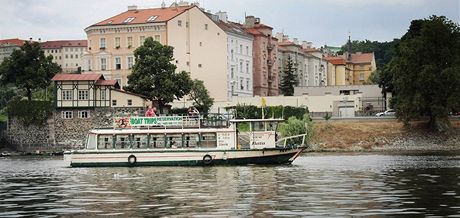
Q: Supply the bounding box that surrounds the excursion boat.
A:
[64,115,308,167]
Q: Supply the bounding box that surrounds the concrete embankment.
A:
[309,118,460,152]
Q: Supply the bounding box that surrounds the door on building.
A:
[338,106,355,118]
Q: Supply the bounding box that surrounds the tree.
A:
[386,16,460,131]
[189,79,214,114]
[0,41,60,101]
[125,37,193,113]
[280,56,298,96]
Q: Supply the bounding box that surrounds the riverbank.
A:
[309,119,460,152]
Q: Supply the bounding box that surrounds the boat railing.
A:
[111,114,233,130]
[275,133,309,148]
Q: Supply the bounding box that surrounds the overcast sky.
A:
[1,0,458,47]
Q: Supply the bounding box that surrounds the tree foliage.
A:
[125,37,193,113]
[280,56,298,96]
[189,79,214,113]
[384,16,460,131]
[278,113,314,146]
[0,41,60,101]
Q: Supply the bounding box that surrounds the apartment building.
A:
[0,38,27,63]
[41,40,87,73]
[243,16,279,96]
[212,11,254,99]
[83,2,227,101]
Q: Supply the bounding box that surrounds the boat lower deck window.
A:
[200,133,217,148]
[97,135,113,149]
[133,134,148,149]
[184,134,199,148]
[115,135,130,149]
[253,122,265,131]
[149,135,166,148]
[166,134,182,148]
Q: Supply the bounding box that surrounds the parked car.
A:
[376,109,396,117]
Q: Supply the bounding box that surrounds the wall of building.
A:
[167,7,228,101]
[227,32,253,98]
[44,46,86,73]
[111,90,148,108]
[0,44,20,63]
[84,23,167,87]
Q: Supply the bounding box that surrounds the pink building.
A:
[243,16,279,96]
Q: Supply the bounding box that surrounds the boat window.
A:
[200,133,217,148]
[183,134,199,148]
[252,122,265,131]
[133,134,148,149]
[267,122,278,131]
[166,134,182,148]
[115,135,130,149]
[149,134,166,148]
[86,134,97,150]
[97,135,113,149]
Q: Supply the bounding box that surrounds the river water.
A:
[0,152,459,217]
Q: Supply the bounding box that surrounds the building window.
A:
[147,16,158,22]
[186,22,189,27]
[186,61,190,66]
[240,79,244,90]
[240,44,243,53]
[127,37,133,48]
[231,67,234,78]
[246,46,249,55]
[75,54,78,59]
[123,17,135,23]
[115,37,120,48]
[140,36,145,45]
[127,99,132,106]
[240,61,243,73]
[198,64,202,68]
[178,20,182,27]
[78,111,90,119]
[65,54,68,59]
[63,90,72,100]
[199,42,202,46]
[359,73,365,81]
[100,38,106,49]
[78,90,88,100]
[62,111,73,119]
[87,60,92,71]
[100,58,107,71]
[127,57,134,69]
[204,24,208,30]
[101,89,106,100]
[70,54,73,59]
[115,57,121,70]
[112,100,117,106]
[246,61,249,74]
[154,35,160,41]
[247,80,250,90]
[70,48,73,52]
[231,50,234,61]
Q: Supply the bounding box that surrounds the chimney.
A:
[161,1,166,8]
[178,1,189,7]
[244,16,256,28]
[127,5,138,11]
[215,11,228,23]
[275,32,284,41]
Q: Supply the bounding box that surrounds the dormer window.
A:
[123,17,135,23]
[147,16,158,22]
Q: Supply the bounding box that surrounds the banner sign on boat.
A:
[114,116,184,128]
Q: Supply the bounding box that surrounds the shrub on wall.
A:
[6,100,53,126]
[226,104,309,120]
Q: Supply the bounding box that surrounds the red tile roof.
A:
[303,48,320,52]
[95,79,118,86]
[349,53,374,63]
[325,57,346,65]
[215,21,252,38]
[245,28,263,36]
[41,40,87,49]
[253,23,273,30]
[0,38,27,46]
[52,73,103,81]
[90,6,194,27]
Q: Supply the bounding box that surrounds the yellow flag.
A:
[261,97,267,107]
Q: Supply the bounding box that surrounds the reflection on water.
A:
[0,153,459,217]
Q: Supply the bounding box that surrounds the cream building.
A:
[83,2,228,101]
[0,39,26,63]
[41,40,87,73]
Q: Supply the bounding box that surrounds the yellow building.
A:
[325,52,376,85]
[82,3,227,101]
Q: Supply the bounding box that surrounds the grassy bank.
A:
[309,119,460,152]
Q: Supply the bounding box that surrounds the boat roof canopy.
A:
[229,118,285,123]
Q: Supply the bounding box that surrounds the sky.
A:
[0,0,459,47]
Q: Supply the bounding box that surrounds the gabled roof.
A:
[111,89,149,99]
[215,21,252,38]
[52,73,104,81]
[349,53,374,64]
[303,48,320,52]
[0,38,28,46]
[41,40,87,49]
[245,28,264,36]
[90,6,194,27]
[95,79,118,86]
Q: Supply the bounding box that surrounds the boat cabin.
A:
[82,116,284,151]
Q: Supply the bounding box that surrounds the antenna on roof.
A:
[161,0,166,8]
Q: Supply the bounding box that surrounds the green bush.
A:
[6,100,53,126]
[226,104,309,120]
[278,113,314,146]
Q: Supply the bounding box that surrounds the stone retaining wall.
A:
[7,107,144,149]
